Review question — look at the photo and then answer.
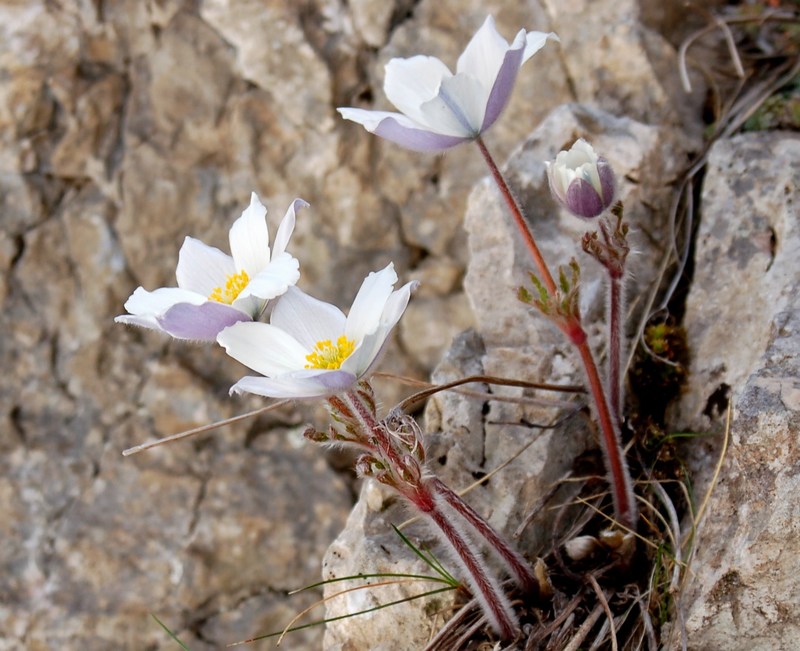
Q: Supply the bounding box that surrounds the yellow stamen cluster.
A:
[305,335,356,370]
[209,270,250,305]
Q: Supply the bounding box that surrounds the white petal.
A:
[433,73,487,135]
[381,280,418,329]
[272,199,307,259]
[523,31,558,63]
[345,264,397,343]
[235,252,300,304]
[122,286,206,316]
[342,280,417,376]
[456,16,510,90]
[176,237,235,296]
[384,55,453,126]
[229,192,271,275]
[270,287,347,351]
[338,108,414,132]
[342,328,387,377]
[217,321,309,377]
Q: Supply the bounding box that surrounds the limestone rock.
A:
[541,0,705,134]
[670,133,800,651]
[322,481,456,651]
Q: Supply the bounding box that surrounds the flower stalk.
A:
[320,384,536,640]
[479,139,637,530]
[582,204,630,424]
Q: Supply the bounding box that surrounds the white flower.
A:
[218,263,417,399]
[546,139,617,219]
[338,16,558,152]
[115,193,304,341]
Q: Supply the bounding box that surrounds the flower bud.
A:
[546,139,616,219]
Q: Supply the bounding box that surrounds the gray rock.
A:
[669,133,800,651]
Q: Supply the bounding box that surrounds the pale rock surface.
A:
[668,133,800,651]
[541,0,705,134]
[322,481,457,651]
[0,0,714,649]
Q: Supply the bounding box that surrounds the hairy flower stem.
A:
[476,136,557,295]
[339,387,522,639]
[430,477,538,595]
[608,273,624,421]
[476,138,637,530]
[423,494,519,640]
[571,326,636,529]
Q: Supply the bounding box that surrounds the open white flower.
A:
[115,193,304,341]
[218,263,417,399]
[338,16,558,152]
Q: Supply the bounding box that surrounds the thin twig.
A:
[587,574,618,651]
[121,400,292,455]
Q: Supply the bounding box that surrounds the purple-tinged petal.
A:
[230,192,271,276]
[176,237,235,296]
[372,115,471,152]
[596,157,617,206]
[115,286,206,333]
[217,320,309,377]
[340,107,470,152]
[565,178,604,219]
[481,30,558,133]
[480,44,525,133]
[272,199,307,259]
[158,301,251,341]
[229,369,357,399]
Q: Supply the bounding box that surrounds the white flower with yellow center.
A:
[338,16,558,152]
[115,193,304,341]
[217,263,417,399]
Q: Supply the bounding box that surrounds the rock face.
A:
[0,2,568,649]
[669,133,800,651]
[6,0,792,650]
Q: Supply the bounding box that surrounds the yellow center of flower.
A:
[304,336,356,370]
[209,270,250,305]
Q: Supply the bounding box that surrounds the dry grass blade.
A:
[375,372,584,415]
[587,574,618,651]
[121,399,292,455]
[561,602,603,651]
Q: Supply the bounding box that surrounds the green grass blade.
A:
[150,614,191,651]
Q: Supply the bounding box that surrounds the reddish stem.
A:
[341,387,521,639]
[573,329,636,529]
[421,492,519,640]
[476,139,636,530]
[475,136,557,295]
[430,477,538,595]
